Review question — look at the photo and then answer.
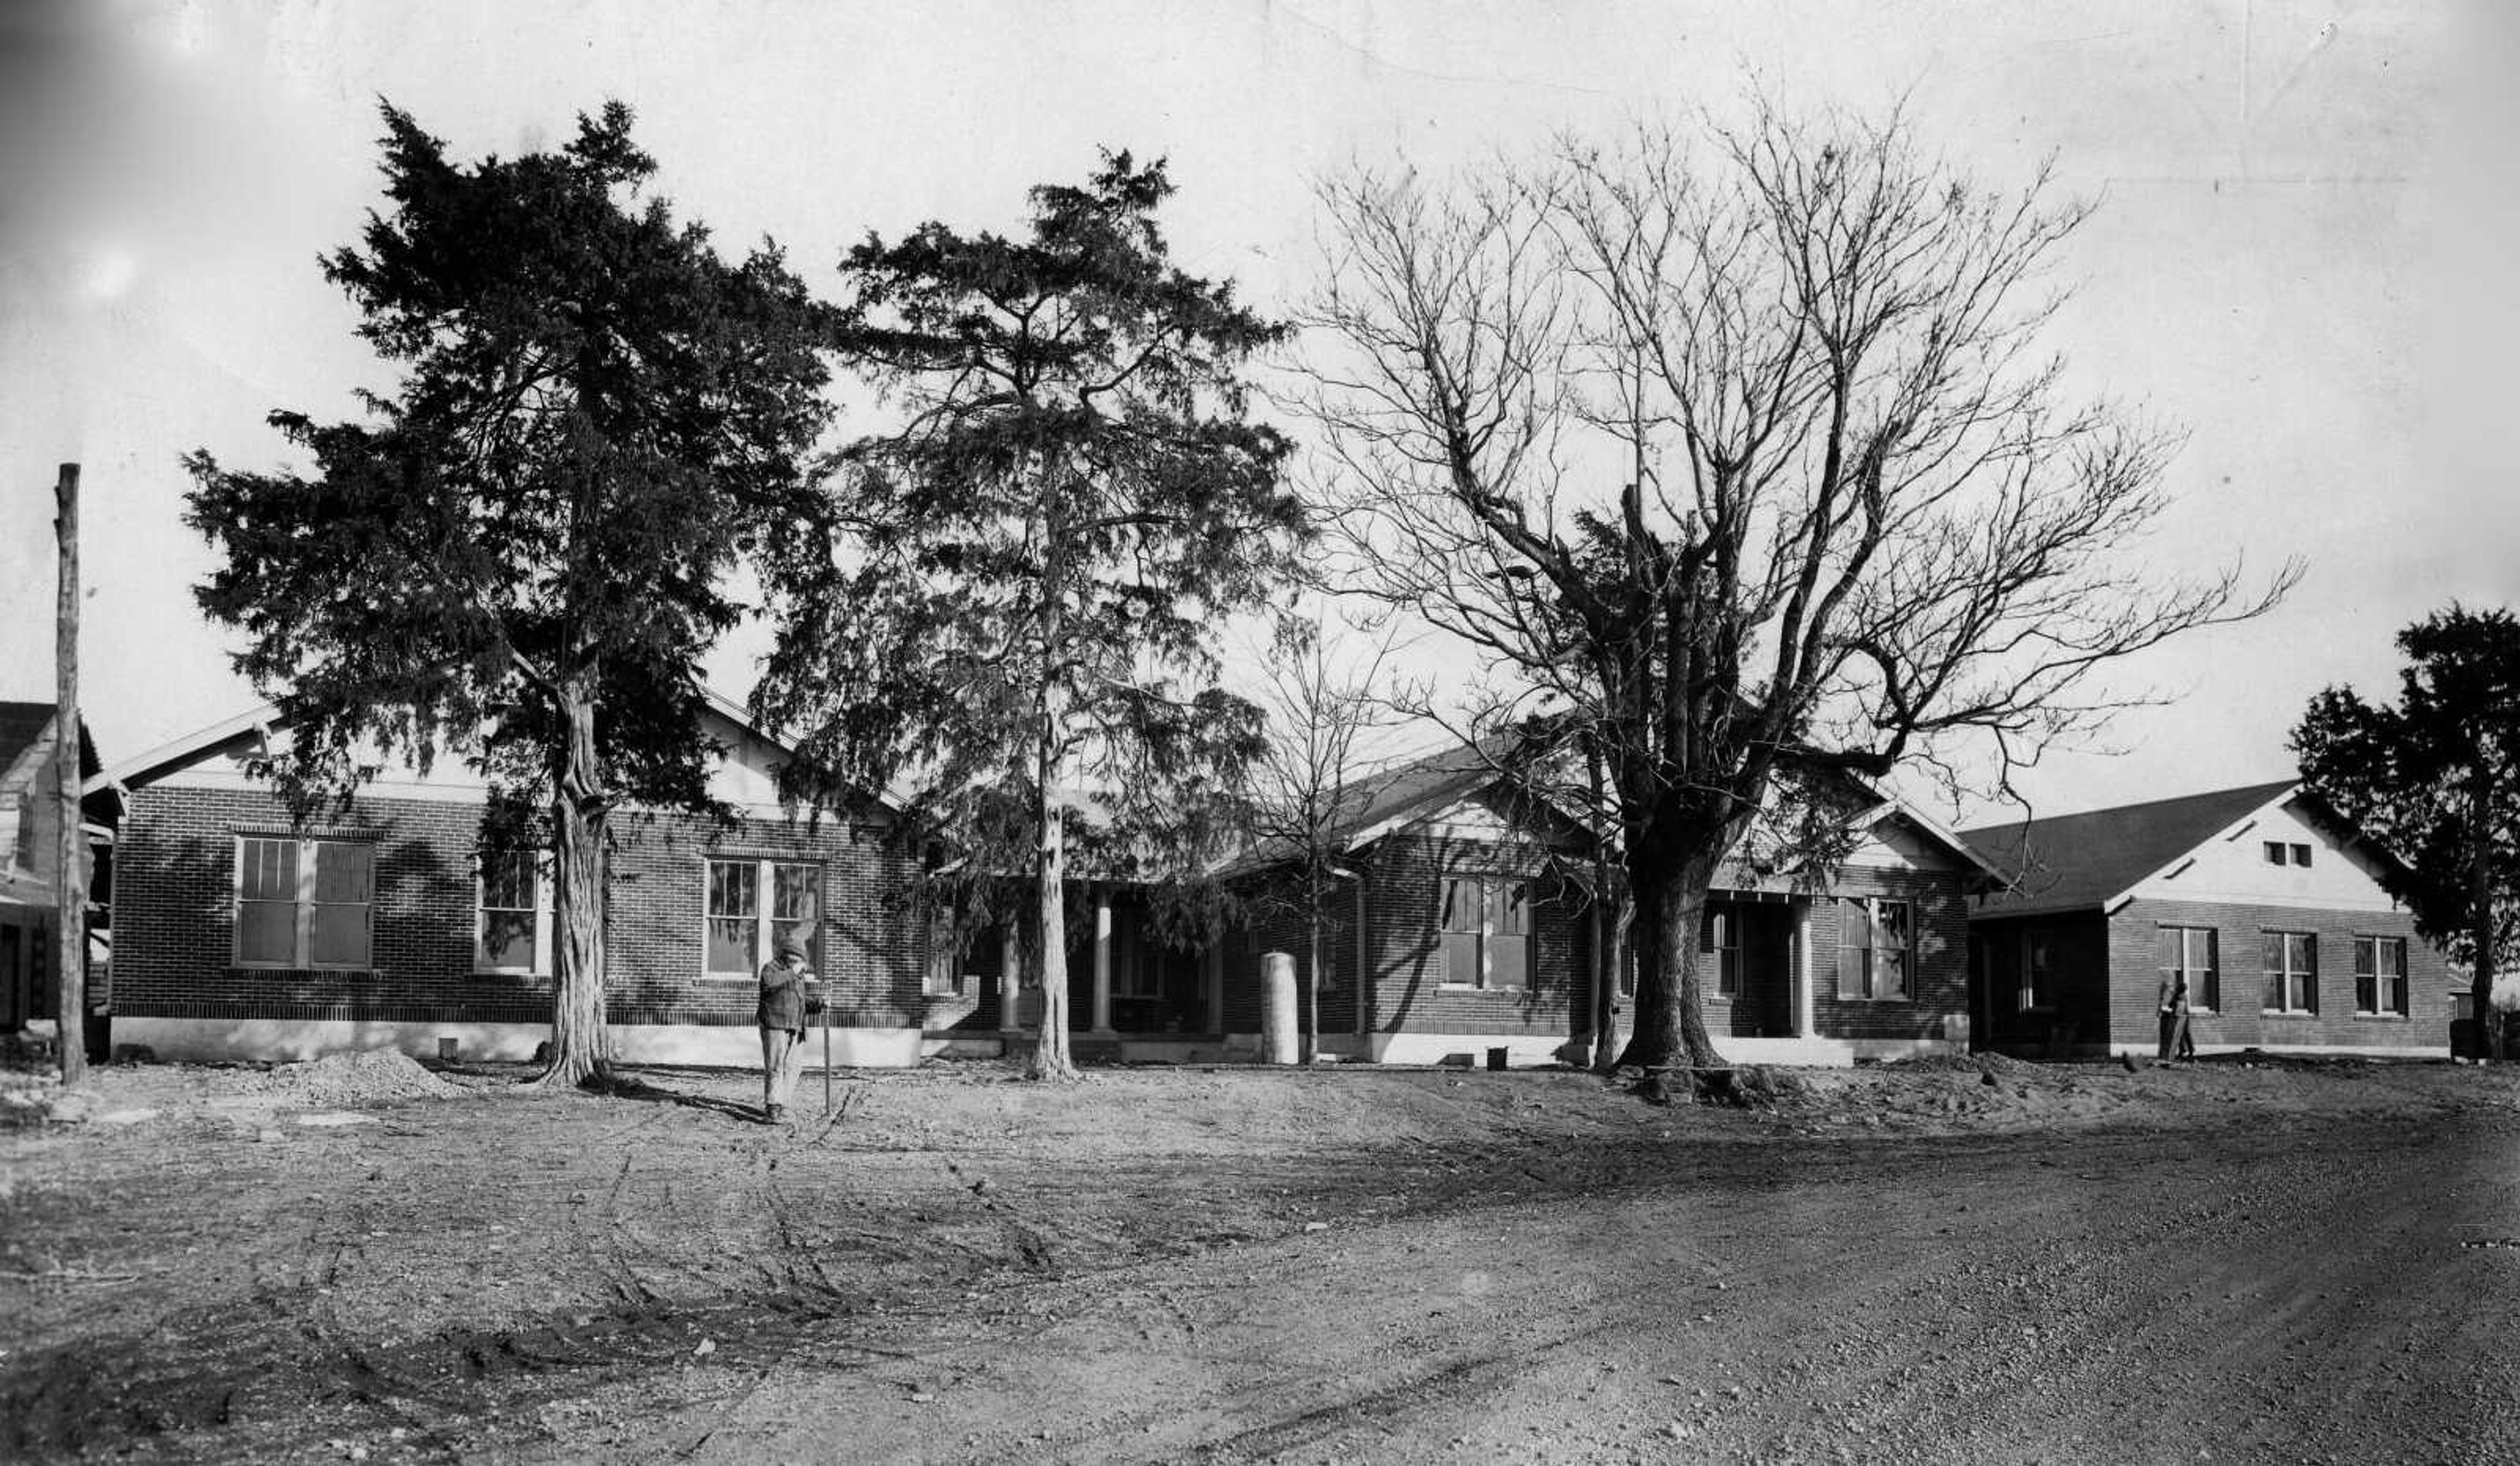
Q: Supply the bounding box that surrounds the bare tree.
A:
[1297,102,2295,1088]
[1237,618,1401,1061]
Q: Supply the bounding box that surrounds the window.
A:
[1835,896,1912,1001]
[923,902,962,998]
[2262,931,2317,1013]
[2020,927,2057,1011]
[2262,841,2285,865]
[476,850,552,974]
[705,857,821,976]
[1439,874,1529,989]
[234,836,373,969]
[2290,843,2313,868]
[2353,936,2408,1016]
[1702,905,1743,997]
[2158,925,2219,1013]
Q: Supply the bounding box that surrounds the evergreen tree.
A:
[185,102,835,1087]
[2295,606,2520,1060]
[758,154,1306,1079]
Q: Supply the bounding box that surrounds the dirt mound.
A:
[1883,1051,2039,1075]
[249,1051,468,1105]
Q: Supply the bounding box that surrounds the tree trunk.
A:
[2475,763,2502,1062]
[1590,896,1628,1075]
[1303,869,1322,1064]
[1030,687,1079,1081]
[53,465,86,1087]
[1615,847,1725,1093]
[537,671,612,1090]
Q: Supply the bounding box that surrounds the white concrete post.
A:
[1261,951,1299,1064]
[1091,885,1115,1034]
[1794,900,1815,1039]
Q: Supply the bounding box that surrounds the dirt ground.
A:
[5,1049,2517,1465]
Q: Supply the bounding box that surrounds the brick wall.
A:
[1222,887,1364,1037]
[114,784,922,1030]
[1801,866,1971,1041]
[1355,832,1587,1041]
[2108,898,2448,1053]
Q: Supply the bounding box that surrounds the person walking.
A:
[757,937,820,1122]
[2156,967,2193,1064]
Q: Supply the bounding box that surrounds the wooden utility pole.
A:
[55,463,87,1085]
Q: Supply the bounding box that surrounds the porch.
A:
[922,883,1225,1057]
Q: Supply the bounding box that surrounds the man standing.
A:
[2156,967,2192,1064]
[757,938,820,1122]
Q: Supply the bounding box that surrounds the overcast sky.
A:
[3,0,2513,823]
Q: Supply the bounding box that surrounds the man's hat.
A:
[777,937,810,963]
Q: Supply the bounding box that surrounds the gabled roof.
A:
[85,688,839,805]
[1960,779,2301,917]
[1327,731,1532,853]
[0,702,99,791]
[1221,724,1999,881]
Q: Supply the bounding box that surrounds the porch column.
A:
[1793,899,1815,1039]
[998,926,1021,1035]
[1203,944,1223,1036]
[1091,884,1115,1034]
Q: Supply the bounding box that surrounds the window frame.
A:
[2157,924,2219,1014]
[2261,840,2286,866]
[922,898,963,999]
[702,855,824,980]
[1438,873,1530,992]
[232,834,375,971]
[2261,929,2318,1015]
[474,848,553,976]
[1702,903,1744,998]
[1835,895,1914,1002]
[2353,934,2408,1017]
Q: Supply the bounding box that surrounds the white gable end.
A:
[1409,797,1521,843]
[2130,795,2403,913]
[1843,814,1964,873]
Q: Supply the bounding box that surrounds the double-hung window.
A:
[2262,931,2317,1013]
[1835,896,1912,1001]
[476,850,552,974]
[2158,925,2219,1013]
[1702,904,1744,997]
[235,835,373,969]
[705,857,822,976]
[1439,875,1529,989]
[2353,935,2408,1016]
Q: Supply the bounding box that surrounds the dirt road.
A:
[5,1057,2517,1463]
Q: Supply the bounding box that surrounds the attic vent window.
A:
[2262,841,2284,865]
[2291,844,2313,867]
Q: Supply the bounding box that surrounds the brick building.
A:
[93,696,931,1066]
[1961,781,2451,1059]
[1,702,108,1039]
[1204,739,1996,1068]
